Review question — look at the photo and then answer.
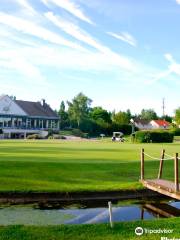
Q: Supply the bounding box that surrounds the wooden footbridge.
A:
[142,202,180,218]
[140,149,180,200]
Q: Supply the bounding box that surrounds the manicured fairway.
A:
[0,218,179,240]
[0,140,179,192]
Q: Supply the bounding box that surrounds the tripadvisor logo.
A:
[135,227,144,236]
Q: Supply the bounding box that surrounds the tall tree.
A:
[175,108,180,125]
[67,93,92,127]
[161,115,172,123]
[112,111,131,124]
[90,107,112,123]
[140,109,158,120]
[58,101,69,129]
[126,109,132,120]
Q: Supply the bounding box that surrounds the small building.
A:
[150,120,170,129]
[134,119,152,130]
[0,95,60,138]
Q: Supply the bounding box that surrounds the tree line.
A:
[58,92,176,136]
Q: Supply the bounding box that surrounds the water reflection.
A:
[0,199,179,225]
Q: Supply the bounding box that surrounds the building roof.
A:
[152,120,170,126]
[134,119,150,125]
[15,100,58,118]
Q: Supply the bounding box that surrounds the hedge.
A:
[170,128,180,136]
[135,130,174,143]
[71,118,138,137]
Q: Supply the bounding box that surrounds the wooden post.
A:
[174,153,179,192]
[141,208,144,220]
[158,149,165,179]
[108,201,113,228]
[141,149,145,181]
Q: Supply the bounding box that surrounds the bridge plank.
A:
[141,179,180,200]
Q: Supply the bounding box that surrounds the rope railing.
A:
[165,153,180,161]
[164,153,174,159]
[144,152,173,161]
[140,148,179,192]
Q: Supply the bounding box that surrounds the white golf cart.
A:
[112,132,125,142]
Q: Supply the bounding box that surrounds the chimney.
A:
[41,99,46,106]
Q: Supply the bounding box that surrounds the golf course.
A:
[0,139,178,192]
[0,139,179,239]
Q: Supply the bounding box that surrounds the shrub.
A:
[48,129,53,136]
[47,129,60,138]
[72,128,84,137]
[135,130,174,143]
[82,133,89,138]
[79,119,101,137]
[27,134,40,139]
[59,136,67,139]
[170,128,180,136]
[71,129,88,138]
[64,127,73,131]
[53,135,66,139]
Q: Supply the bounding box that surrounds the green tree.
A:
[140,109,158,120]
[58,101,69,129]
[175,108,180,125]
[67,93,92,127]
[90,107,112,123]
[113,111,131,124]
[126,109,132,120]
[161,115,172,123]
[111,110,116,121]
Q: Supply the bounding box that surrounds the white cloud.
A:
[0,27,38,48]
[8,43,162,90]
[148,70,171,85]
[15,0,36,14]
[0,12,84,51]
[164,53,174,62]
[107,32,137,47]
[0,28,11,37]
[0,49,46,85]
[176,0,180,4]
[9,44,129,72]
[0,5,165,96]
[149,53,180,84]
[42,0,93,24]
[165,53,180,75]
[45,12,135,71]
[45,12,102,50]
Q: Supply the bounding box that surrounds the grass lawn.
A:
[0,140,179,240]
[0,139,179,192]
[0,218,179,240]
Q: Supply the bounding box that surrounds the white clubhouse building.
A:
[0,95,60,138]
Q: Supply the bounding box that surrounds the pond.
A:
[0,199,179,225]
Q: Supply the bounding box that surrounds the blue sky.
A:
[1,0,180,115]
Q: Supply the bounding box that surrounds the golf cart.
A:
[112,132,125,142]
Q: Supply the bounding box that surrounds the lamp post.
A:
[130,119,135,143]
[130,119,135,134]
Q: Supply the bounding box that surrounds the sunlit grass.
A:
[0,218,179,240]
[0,140,178,192]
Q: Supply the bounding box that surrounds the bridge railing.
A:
[140,149,179,192]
